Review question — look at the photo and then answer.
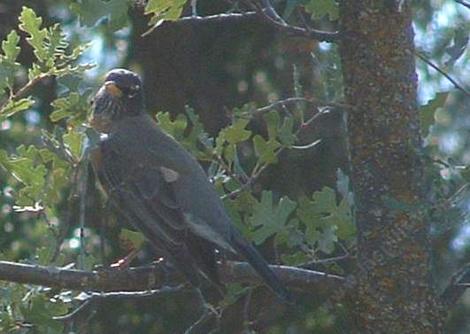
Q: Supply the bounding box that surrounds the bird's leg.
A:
[196,288,220,316]
[191,0,198,17]
[110,247,139,269]
[184,288,221,334]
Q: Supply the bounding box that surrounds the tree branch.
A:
[0,260,344,293]
[415,51,470,98]
[248,97,354,117]
[455,0,470,10]
[53,285,187,321]
[142,10,339,43]
[0,73,53,111]
[142,12,259,36]
[440,262,470,306]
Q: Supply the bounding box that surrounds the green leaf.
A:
[19,7,48,62]
[333,199,355,239]
[253,135,281,165]
[336,168,353,206]
[220,118,252,145]
[0,30,21,94]
[250,191,297,245]
[185,108,212,148]
[317,225,337,254]
[278,116,296,146]
[156,112,188,141]
[145,0,187,26]
[222,197,247,236]
[43,24,67,69]
[0,146,46,205]
[221,283,251,307]
[70,0,132,31]
[0,63,18,95]
[0,98,34,121]
[419,92,448,137]
[19,7,93,76]
[120,229,146,249]
[264,111,280,139]
[50,92,89,125]
[63,130,84,160]
[297,187,354,251]
[311,187,337,212]
[281,251,309,266]
[2,30,20,62]
[22,294,67,332]
[305,0,339,20]
[215,118,252,163]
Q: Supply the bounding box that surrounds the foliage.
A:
[420,92,449,138]
[304,0,339,20]
[69,0,132,31]
[2,0,468,332]
[0,5,356,332]
[145,0,188,26]
[0,6,94,330]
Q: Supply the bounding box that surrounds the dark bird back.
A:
[89,68,291,302]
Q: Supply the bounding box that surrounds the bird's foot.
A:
[184,289,221,334]
[190,0,198,17]
[201,301,220,319]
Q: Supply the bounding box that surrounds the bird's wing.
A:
[90,139,222,288]
[90,139,187,248]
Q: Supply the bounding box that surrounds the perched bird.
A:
[89,68,290,302]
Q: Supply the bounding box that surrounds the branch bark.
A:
[143,11,339,42]
[0,260,344,294]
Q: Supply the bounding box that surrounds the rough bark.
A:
[338,1,445,332]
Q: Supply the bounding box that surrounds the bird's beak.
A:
[104,81,123,97]
[88,84,115,133]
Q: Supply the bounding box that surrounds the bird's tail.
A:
[230,230,293,303]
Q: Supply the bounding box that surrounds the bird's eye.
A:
[124,84,140,98]
[89,98,94,105]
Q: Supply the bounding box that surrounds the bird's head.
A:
[90,68,144,133]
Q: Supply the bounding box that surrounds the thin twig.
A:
[441,262,470,305]
[415,51,470,97]
[291,139,322,150]
[184,288,223,334]
[0,73,53,111]
[296,7,313,32]
[455,0,470,9]
[247,0,339,42]
[221,96,351,199]
[299,254,352,269]
[184,308,215,334]
[242,289,253,331]
[41,130,77,165]
[54,285,186,321]
[142,12,260,37]
[247,97,354,117]
[222,108,331,199]
[143,8,339,42]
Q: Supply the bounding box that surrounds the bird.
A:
[88,68,291,303]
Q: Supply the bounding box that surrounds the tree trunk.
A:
[338,1,445,332]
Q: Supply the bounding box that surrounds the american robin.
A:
[89,68,290,302]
